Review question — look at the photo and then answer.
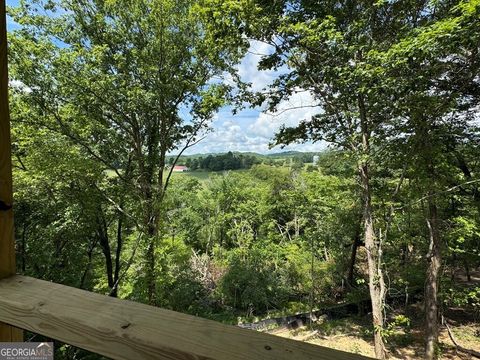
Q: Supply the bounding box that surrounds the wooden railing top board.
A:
[0,275,373,360]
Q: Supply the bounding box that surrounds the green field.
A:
[172,169,250,181]
[106,168,260,182]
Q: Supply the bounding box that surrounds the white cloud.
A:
[183,90,325,155]
[235,40,285,92]
[180,42,327,155]
[185,120,269,154]
[248,90,321,139]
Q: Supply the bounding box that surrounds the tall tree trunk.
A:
[145,219,157,305]
[80,237,97,290]
[109,157,132,298]
[134,117,158,305]
[425,196,442,360]
[359,162,386,359]
[97,212,115,290]
[146,244,156,303]
[110,213,124,298]
[464,260,471,282]
[358,94,386,359]
[418,119,442,360]
[141,178,157,305]
[347,225,362,287]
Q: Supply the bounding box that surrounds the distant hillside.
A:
[265,151,302,157]
[167,150,322,161]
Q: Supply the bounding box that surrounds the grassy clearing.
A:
[173,170,211,181]
[172,169,251,182]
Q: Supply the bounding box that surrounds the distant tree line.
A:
[175,152,261,171]
[169,152,316,171]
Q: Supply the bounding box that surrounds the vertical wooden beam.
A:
[0,0,23,342]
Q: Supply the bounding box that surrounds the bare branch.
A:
[396,178,480,211]
[265,104,319,117]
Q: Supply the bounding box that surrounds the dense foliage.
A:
[5,0,480,359]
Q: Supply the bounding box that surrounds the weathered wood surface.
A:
[0,275,372,360]
[0,0,23,342]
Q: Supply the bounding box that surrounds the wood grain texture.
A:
[0,276,372,360]
[0,0,23,342]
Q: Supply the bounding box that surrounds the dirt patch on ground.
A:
[271,314,480,359]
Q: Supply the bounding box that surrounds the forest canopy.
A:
[5,0,480,359]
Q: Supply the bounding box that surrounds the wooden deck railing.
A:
[0,275,372,360]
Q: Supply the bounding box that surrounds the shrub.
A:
[218,247,289,314]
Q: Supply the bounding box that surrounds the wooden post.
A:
[0,0,23,342]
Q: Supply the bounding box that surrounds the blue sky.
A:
[183,39,325,155]
[6,0,325,155]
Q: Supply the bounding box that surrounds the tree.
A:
[9,0,237,304]
[11,81,140,298]
[198,1,413,356]
[372,2,480,357]
[200,1,480,356]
